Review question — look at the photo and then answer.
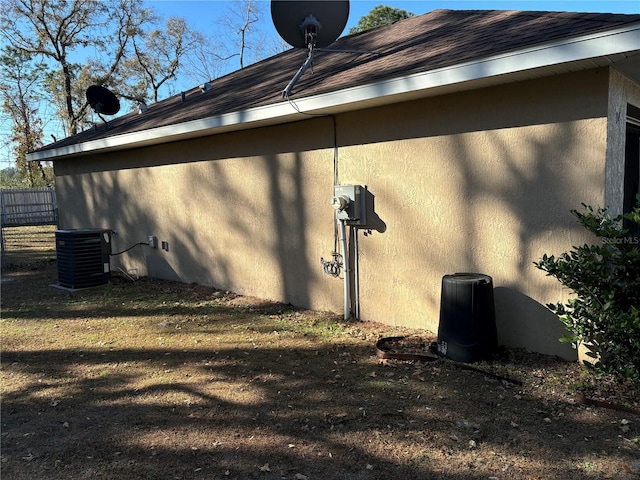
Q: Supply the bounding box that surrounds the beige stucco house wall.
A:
[51,66,631,359]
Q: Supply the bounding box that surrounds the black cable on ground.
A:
[375,336,524,386]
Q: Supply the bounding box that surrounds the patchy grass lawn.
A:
[1,262,639,480]
[1,225,57,267]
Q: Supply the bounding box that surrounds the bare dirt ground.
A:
[1,261,639,480]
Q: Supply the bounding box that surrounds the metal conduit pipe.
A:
[353,226,360,320]
[339,219,351,320]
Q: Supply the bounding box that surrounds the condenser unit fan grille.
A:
[56,229,111,289]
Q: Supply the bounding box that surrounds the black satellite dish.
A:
[271,0,350,98]
[86,85,120,116]
[271,0,349,49]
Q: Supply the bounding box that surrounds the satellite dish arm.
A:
[96,111,108,125]
[282,42,316,99]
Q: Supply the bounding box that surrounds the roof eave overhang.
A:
[27,22,640,162]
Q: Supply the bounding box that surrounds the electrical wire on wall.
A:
[110,241,150,256]
[331,114,340,256]
[285,95,355,321]
[285,95,343,276]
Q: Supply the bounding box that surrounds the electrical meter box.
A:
[332,184,367,226]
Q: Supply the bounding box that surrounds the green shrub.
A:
[534,197,640,381]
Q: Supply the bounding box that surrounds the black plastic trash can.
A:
[437,273,497,363]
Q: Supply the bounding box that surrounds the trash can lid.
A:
[445,272,492,283]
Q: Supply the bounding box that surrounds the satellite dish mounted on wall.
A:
[271,0,349,98]
[86,85,120,127]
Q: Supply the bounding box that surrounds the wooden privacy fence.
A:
[1,188,58,268]
[1,188,58,226]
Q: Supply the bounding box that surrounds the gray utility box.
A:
[332,184,367,226]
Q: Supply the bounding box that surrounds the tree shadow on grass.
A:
[2,266,637,479]
[2,339,638,480]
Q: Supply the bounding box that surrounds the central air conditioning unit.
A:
[55,229,112,290]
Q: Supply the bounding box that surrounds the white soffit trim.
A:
[27,23,640,162]
[28,105,307,161]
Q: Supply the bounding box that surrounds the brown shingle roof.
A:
[37,9,640,152]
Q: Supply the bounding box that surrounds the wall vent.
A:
[55,229,112,289]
